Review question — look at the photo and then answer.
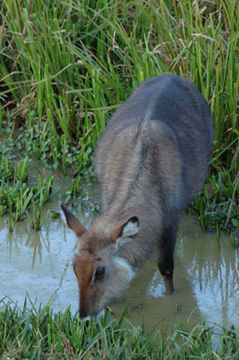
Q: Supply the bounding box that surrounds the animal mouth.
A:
[79,308,105,323]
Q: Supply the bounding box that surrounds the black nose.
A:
[79,307,95,326]
[79,308,88,320]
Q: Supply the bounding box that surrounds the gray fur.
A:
[63,74,214,319]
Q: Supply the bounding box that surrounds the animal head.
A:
[61,204,139,320]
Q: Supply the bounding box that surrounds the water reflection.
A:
[0,213,78,312]
[177,216,239,326]
[106,216,239,329]
[0,199,238,329]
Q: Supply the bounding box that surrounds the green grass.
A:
[0,0,238,232]
[0,299,238,359]
[0,154,53,231]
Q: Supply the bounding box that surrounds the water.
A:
[0,182,238,330]
[113,216,239,330]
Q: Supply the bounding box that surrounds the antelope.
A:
[61,73,214,320]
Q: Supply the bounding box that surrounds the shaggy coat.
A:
[62,74,214,319]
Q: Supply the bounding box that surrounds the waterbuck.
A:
[61,74,214,320]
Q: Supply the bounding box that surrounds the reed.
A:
[0,0,238,232]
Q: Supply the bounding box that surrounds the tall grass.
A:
[0,0,238,231]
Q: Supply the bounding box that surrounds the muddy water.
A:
[113,216,239,330]
[0,182,238,330]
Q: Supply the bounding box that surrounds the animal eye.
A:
[94,266,105,281]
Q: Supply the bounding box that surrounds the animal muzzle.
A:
[79,308,105,322]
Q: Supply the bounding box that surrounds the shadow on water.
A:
[0,184,238,331]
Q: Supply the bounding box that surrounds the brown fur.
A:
[62,74,214,319]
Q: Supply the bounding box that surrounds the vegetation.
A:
[0,154,53,231]
[0,0,238,234]
[0,299,238,359]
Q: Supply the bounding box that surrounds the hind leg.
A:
[157,224,177,294]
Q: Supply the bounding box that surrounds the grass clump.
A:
[0,300,239,359]
[0,155,53,231]
[0,0,238,232]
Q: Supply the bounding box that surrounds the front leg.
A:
[157,224,177,294]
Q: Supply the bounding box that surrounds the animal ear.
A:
[111,217,139,249]
[61,204,86,237]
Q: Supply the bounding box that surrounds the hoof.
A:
[163,276,174,294]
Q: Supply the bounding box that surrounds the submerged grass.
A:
[0,299,239,359]
[0,0,238,232]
